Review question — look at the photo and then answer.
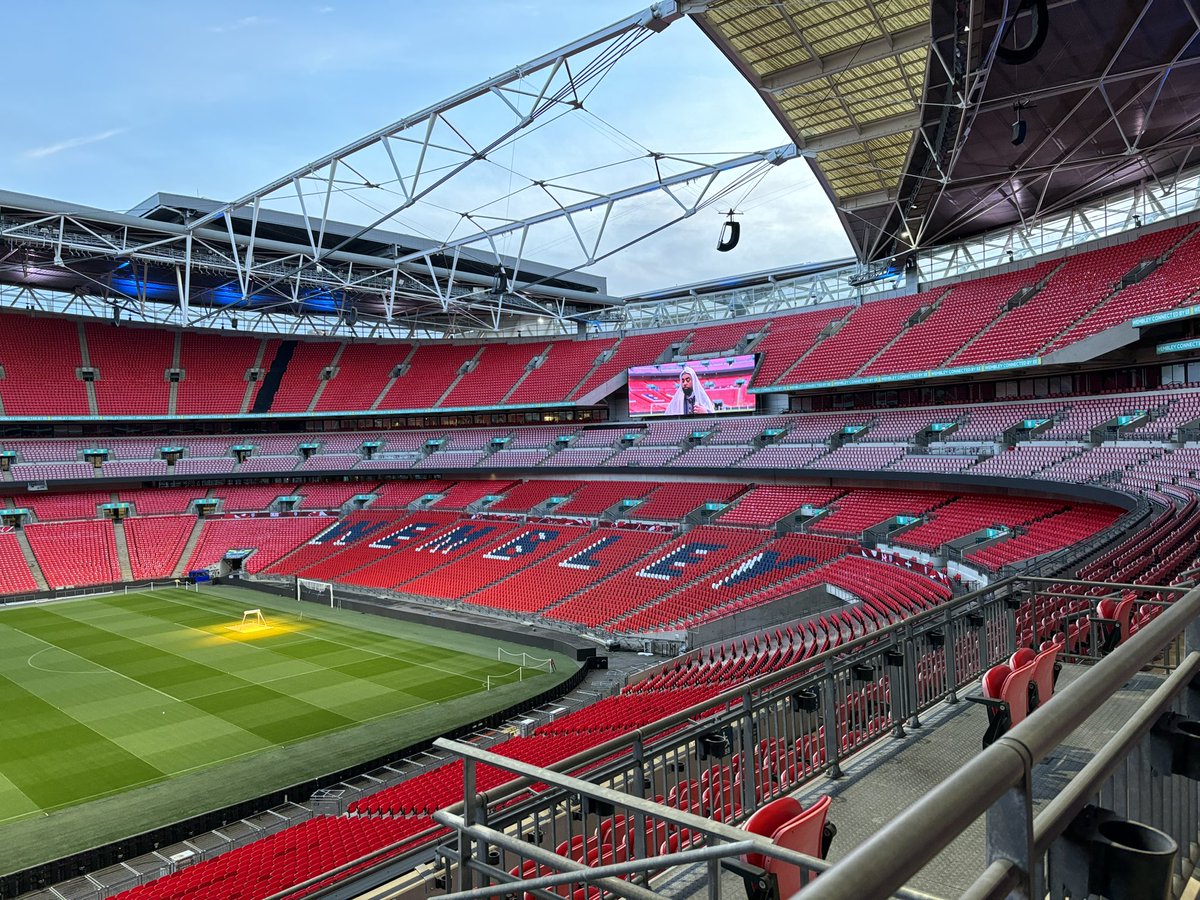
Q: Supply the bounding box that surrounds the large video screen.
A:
[627,355,757,417]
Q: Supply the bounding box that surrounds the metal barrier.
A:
[331,575,1196,900]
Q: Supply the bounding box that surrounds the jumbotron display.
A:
[627,355,758,417]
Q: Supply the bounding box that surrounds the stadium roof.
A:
[692,0,1200,262]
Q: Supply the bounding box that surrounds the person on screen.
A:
[665,365,715,415]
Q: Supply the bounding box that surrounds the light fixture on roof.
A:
[1011,99,1034,147]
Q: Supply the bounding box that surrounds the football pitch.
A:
[0,586,570,870]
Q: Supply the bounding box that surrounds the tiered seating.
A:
[813,445,906,470]
[967,504,1122,570]
[463,528,672,614]
[86,323,172,415]
[1129,392,1200,440]
[614,532,850,632]
[443,342,548,407]
[896,496,1064,551]
[506,339,613,405]
[210,484,297,511]
[785,413,868,443]
[400,524,590,599]
[341,518,519,589]
[968,445,1080,478]
[315,343,410,412]
[811,490,950,536]
[297,454,360,471]
[889,454,977,474]
[544,447,615,467]
[668,446,750,467]
[414,449,484,469]
[184,516,330,574]
[269,341,340,412]
[1036,446,1161,483]
[377,344,479,410]
[119,487,204,515]
[0,532,37,594]
[263,510,412,576]
[569,330,691,400]
[486,480,583,512]
[174,457,236,475]
[0,314,88,415]
[603,447,679,467]
[25,491,109,522]
[485,448,550,467]
[574,428,628,447]
[109,815,436,900]
[26,520,120,587]
[553,481,654,516]
[710,416,786,444]
[1045,224,1197,350]
[240,455,300,473]
[955,231,1178,365]
[294,483,367,509]
[507,426,575,449]
[443,429,509,450]
[429,481,516,509]
[11,462,95,482]
[627,482,744,521]
[100,460,169,478]
[751,306,847,386]
[545,526,767,627]
[736,446,826,469]
[949,403,1063,442]
[779,293,930,385]
[176,333,265,415]
[370,482,444,508]
[719,486,845,526]
[862,264,1056,376]
[863,409,944,441]
[1038,397,1141,440]
[124,516,194,580]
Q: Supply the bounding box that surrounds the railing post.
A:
[821,660,842,778]
[943,607,959,703]
[985,743,1038,899]
[460,758,477,892]
[739,691,757,814]
[886,643,908,737]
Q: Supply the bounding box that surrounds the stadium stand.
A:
[124,515,195,580]
[85,323,173,416]
[25,520,121,588]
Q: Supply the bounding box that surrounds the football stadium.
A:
[1,1,1199,898]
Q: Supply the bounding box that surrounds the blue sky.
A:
[3,2,851,294]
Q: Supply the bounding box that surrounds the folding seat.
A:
[734,795,835,899]
[970,657,1037,748]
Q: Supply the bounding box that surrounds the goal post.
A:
[497,648,556,672]
[296,577,335,608]
[240,609,266,628]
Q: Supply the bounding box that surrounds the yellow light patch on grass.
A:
[199,618,309,643]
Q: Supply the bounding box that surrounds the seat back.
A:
[1009,647,1036,668]
[1030,643,1060,710]
[982,664,1011,700]
[741,797,804,868]
[1002,658,1038,726]
[763,795,833,896]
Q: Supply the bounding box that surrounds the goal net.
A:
[296,577,335,608]
[497,648,556,672]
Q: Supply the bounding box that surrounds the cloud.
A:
[24,128,126,160]
[209,16,263,34]
[318,6,335,12]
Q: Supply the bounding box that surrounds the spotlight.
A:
[230,317,239,330]
[1011,100,1033,147]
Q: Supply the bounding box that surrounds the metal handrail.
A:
[798,583,1200,899]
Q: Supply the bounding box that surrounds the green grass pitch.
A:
[0,586,571,872]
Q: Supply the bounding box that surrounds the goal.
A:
[497,648,556,672]
[240,609,267,628]
[296,577,335,608]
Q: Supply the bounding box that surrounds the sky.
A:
[2,2,853,297]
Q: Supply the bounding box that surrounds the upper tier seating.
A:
[443,342,548,407]
[751,306,847,386]
[0,315,88,415]
[24,491,110,522]
[570,330,691,400]
[269,341,340,412]
[86,323,173,415]
[506,339,613,405]
[176,333,267,415]
[779,292,932,385]
[377,344,479,409]
[315,343,411,412]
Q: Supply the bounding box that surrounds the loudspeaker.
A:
[1011,118,1027,146]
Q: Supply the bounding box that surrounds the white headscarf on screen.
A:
[665,365,715,415]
